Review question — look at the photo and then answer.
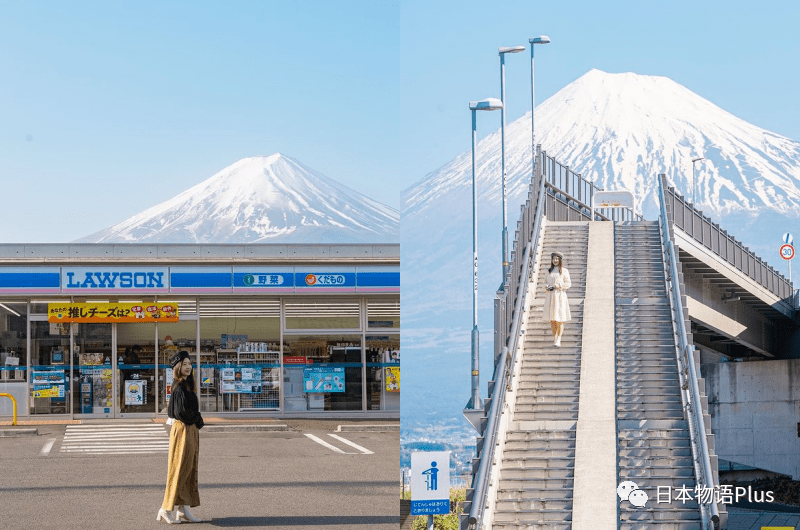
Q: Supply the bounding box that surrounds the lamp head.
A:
[469,98,504,111]
[692,157,705,163]
[529,35,551,44]
[499,45,526,55]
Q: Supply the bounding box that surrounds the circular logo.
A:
[305,274,317,285]
[780,244,795,260]
[243,274,255,286]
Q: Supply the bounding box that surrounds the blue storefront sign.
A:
[0,265,398,294]
[62,267,170,294]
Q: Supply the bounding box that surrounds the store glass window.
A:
[157,320,198,414]
[284,299,360,330]
[1,302,27,380]
[117,323,156,415]
[29,320,70,415]
[71,322,113,415]
[283,334,363,411]
[30,300,54,314]
[1,302,29,417]
[367,299,400,329]
[198,299,280,413]
[366,334,400,411]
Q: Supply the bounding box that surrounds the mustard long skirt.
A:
[161,420,200,510]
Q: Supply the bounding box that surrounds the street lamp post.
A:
[692,156,704,205]
[499,45,526,285]
[467,98,503,417]
[529,36,550,189]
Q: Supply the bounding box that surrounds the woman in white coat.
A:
[542,252,571,347]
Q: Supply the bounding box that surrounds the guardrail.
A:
[0,393,18,425]
[463,146,547,530]
[662,181,793,302]
[658,174,720,530]
[540,150,641,223]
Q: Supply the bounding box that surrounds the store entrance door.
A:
[116,323,157,417]
[72,323,116,418]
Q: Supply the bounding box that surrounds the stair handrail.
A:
[657,174,720,530]
[466,148,547,530]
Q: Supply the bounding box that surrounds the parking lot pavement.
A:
[0,420,400,530]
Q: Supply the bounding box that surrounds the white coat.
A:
[542,266,571,322]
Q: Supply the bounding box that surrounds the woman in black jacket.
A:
[157,351,204,524]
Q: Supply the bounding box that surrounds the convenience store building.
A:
[0,244,399,420]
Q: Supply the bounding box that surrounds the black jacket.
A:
[168,380,204,429]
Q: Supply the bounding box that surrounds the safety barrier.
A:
[0,393,18,425]
[658,174,720,530]
[662,182,793,303]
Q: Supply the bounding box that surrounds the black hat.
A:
[169,350,191,368]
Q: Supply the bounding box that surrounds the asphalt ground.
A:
[0,419,399,529]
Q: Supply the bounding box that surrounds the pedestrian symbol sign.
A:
[411,451,451,515]
[422,461,439,490]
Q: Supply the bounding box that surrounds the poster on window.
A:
[220,367,262,393]
[385,367,400,392]
[303,366,345,393]
[31,370,67,399]
[125,380,146,405]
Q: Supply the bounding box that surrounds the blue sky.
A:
[2,1,799,242]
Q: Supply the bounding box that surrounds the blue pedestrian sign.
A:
[411,451,451,515]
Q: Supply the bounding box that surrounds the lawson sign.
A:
[62,268,169,293]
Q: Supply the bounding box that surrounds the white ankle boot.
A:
[554,334,561,347]
[177,505,201,523]
[156,507,182,524]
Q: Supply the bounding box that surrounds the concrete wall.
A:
[703,359,800,479]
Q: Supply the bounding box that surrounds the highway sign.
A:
[780,244,794,261]
[783,233,793,246]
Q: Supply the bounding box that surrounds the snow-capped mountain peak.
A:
[77,153,398,244]
[406,69,800,218]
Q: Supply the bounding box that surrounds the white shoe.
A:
[554,336,561,347]
[177,505,201,523]
[157,508,182,524]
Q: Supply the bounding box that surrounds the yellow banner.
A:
[385,366,400,392]
[32,385,63,398]
[48,302,179,323]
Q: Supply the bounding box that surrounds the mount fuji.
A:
[401,69,800,444]
[76,153,399,244]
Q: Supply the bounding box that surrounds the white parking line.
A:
[40,438,56,457]
[304,433,350,454]
[327,434,374,454]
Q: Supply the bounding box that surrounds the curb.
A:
[203,424,290,433]
[0,428,39,437]
[336,424,399,432]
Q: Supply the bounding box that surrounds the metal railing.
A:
[658,174,720,530]
[463,147,547,530]
[540,150,642,223]
[0,393,18,425]
[662,179,793,302]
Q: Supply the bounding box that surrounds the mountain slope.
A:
[401,69,800,434]
[76,153,399,244]
[407,69,800,219]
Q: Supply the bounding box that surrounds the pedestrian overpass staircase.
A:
[463,220,725,530]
